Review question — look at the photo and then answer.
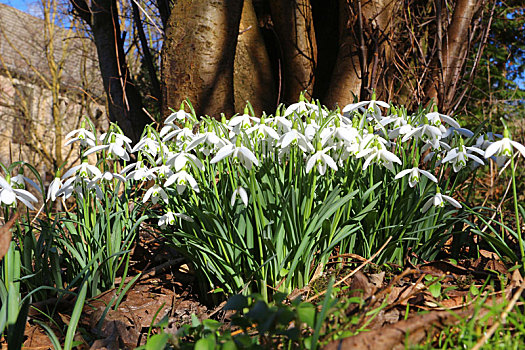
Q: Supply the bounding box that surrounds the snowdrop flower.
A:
[425,111,461,130]
[342,96,389,121]
[94,171,126,183]
[401,123,442,149]
[162,126,194,144]
[63,160,102,179]
[442,144,484,172]
[356,136,401,171]
[84,132,132,161]
[422,190,462,213]
[143,184,168,204]
[306,142,338,175]
[394,167,437,188]
[0,175,38,209]
[246,118,279,140]
[132,136,160,158]
[210,139,259,170]
[231,186,248,206]
[165,170,199,194]
[484,129,525,159]
[166,151,204,172]
[165,109,193,124]
[186,130,224,154]
[150,164,174,181]
[277,125,314,154]
[269,116,293,133]
[125,162,151,181]
[284,100,318,117]
[47,176,62,201]
[158,210,193,229]
[65,127,96,147]
[229,113,260,130]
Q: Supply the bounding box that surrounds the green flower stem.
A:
[510,155,524,269]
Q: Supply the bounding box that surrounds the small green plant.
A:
[140,278,338,350]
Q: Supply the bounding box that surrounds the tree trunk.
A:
[161,0,244,119]
[324,0,398,108]
[426,0,480,111]
[234,0,276,115]
[268,0,317,104]
[71,0,149,143]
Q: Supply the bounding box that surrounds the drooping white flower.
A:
[132,136,160,158]
[158,210,193,229]
[47,177,62,202]
[143,184,168,204]
[229,113,260,131]
[394,167,437,188]
[425,111,461,130]
[0,175,38,209]
[162,126,194,144]
[246,121,279,141]
[84,132,132,161]
[305,143,338,175]
[231,186,248,207]
[124,161,151,181]
[401,124,442,149]
[277,128,314,154]
[165,109,193,124]
[63,160,102,179]
[210,140,259,170]
[165,170,199,194]
[283,100,318,117]
[484,129,525,159]
[422,191,462,212]
[442,144,484,172]
[166,151,204,172]
[356,135,401,171]
[65,127,97,147]
[94,171,126,183]
[342,98,390,121]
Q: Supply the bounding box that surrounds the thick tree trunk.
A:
[324,0,397,108]
[427,0,480,110]
[234,0,276,115]
[161,0,244,119]
[268,0,317,104]
[71,0,149,143]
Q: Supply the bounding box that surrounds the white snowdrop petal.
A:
[510,140,525,157]
[419,169,438,183]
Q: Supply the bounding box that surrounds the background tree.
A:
[0,0,105,175]
[68,0,523,138]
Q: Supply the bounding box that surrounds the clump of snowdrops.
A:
[2,95,524,300]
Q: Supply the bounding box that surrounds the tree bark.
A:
[234,0,276,115]
[426,0,480,110]
[268,0,317,104]
[161,0,244,119]
[71,0,150,143]
[324,0,398,108]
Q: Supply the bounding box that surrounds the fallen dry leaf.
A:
[323,291,514,350]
